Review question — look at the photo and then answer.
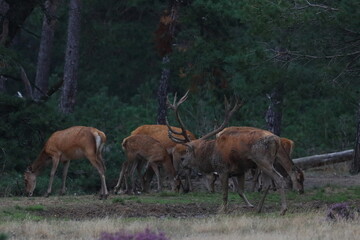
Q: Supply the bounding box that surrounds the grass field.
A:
[0,165,360,240]
[1,168,360,240]
[0,210,359,240]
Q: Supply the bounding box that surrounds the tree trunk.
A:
[34,0,62,101]
[350,105,360,174]
[293,149,354,170]
[265,85,284,136]
[157,56,170,124]
[155,1,179,124]
[0,76,6,93]
[60,0,81,114]
[0,0,9,45]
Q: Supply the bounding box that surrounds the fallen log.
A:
[293,149,354,170]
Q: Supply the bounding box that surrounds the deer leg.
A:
[60,160,70,195]
[209,172,218,193]
[149,162,162,192]
[250,169,259,192]
[123,162,131,193]
[96,152,108,197]
[185,168,193,192]
[260,165,287,215]
[137,160,146,192]
[257,185,271,213]
[234,175,254,208]
[88,155,109,199]
[45,156,60,197]
[218,172,229,213]
[114,161,127,194]
[129,161,140,194]
[142,166,154,193]
[99,157,109,199]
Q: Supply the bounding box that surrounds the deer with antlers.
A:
[167,92,296,215]
[24,126,109,199]
[113,134,182,194]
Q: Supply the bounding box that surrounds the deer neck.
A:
[192,140,216,173]
[30,149,49,175]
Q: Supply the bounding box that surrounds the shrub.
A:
[326,202,354,221]
[0,233,8,240]
[112,197,125,205]
[99,228,169,240]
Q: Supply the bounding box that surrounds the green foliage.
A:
[25,205,46,211]
[0,94,65,173]
[112,197,125,205]
[0,233,8,240]
[0,206,44,221]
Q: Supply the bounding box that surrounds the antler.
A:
[166,90,191,143]
[199,96,243,140]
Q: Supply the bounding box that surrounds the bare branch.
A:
[293,0,339,11]
[275,49,360,60]
[20,66,33,99]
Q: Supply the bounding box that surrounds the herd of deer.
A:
[24,92,304,215]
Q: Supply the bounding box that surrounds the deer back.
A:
[122,134,170,163]
[43,126,103,160]
[131,124,196,150]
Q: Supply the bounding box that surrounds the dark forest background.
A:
[1,0,360,196]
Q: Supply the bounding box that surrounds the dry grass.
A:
[1,211,359,240]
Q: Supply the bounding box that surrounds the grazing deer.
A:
[250,137,295,192]
[128,124,196,192]
[24,126,109,199]
[113,134,182,194]
[166,92,256,210]
[217,127,304,194]
[167,92,294,215]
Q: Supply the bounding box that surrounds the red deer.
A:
[128,124,196,192]
[113,134,181,193]
[24,126,108,199]
[167,92,295,215]
[251,137,296,192]
[216,127,304,194]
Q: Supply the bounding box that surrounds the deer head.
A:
[292,166,305,194]
[24,166,36,197]
[166,91,242,168]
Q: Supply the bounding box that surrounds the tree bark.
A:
[34,0,62,101]
[265,84,284,136]
[155,1,179,124]
[157,56,170,124]
[0,75,6,93]
[350,105,360,174]
[60,0,81,114]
